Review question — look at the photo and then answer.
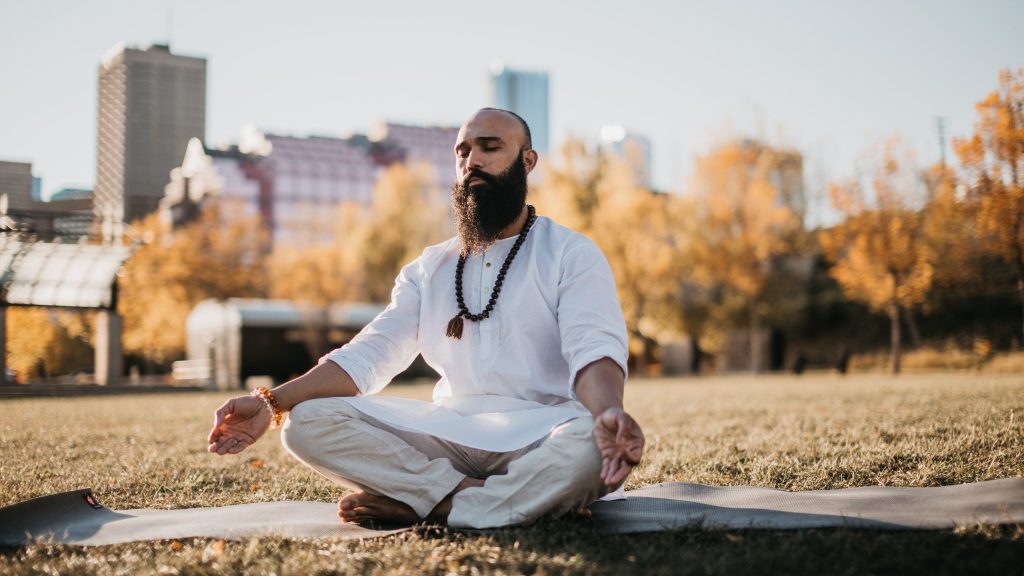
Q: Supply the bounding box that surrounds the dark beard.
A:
[451,149,528,254]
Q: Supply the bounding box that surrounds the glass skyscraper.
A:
[488,63,549,155]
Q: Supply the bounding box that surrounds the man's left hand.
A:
[592,407,645,489]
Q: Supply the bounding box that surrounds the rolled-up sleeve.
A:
[319,257,422,395]
[556,236,629,399]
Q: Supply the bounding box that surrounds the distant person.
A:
[207,108,645,529]
[792,353,807,375]
[835,347,850,375]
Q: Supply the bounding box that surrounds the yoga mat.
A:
[587,477,1024,532]
[2,478,1022,546]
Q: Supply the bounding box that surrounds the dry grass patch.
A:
[2,373,1022,575]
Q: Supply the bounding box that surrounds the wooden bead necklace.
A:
[446,205,537,339]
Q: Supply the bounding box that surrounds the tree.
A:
[688,140,803,371]
[954,69,1024,346]
[268,245,344,305]
[819,139,933,373]
[531,138,605,233]
[921,163,991,305]
[534,140,692,374]
[338,162,450,303]
[271,162,451,305]
[589,156,688,373]
[343,163,450,302]
[118,206,268,366]
[5,307,93,381]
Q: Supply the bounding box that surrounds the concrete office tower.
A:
[0,160,34,213]
[95,43,206,239]
[488,62,549,154]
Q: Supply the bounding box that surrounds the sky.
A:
[1,0,1021,214]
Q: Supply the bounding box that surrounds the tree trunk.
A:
[905,308,922,350]
[1016,245,1024,350]
[889,301,902,374]
[750,307,762,373]
[1018,276,1024,350]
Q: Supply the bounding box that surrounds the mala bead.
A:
[446,205,537,339]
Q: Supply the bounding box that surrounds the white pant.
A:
[280,397,605,529]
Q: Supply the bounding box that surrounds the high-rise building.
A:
[0,160,34,213]
[600,126,653,189]
[488,62,549,154]
[94,43,206,238]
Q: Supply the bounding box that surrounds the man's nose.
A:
[464,149,484,172]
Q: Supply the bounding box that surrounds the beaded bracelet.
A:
[251,386,284,429]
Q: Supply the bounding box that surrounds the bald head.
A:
[476,108,532,150]
[455,109,539,183]
[458,108,532,151]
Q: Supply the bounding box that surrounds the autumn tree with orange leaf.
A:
[533,140,692,374]
[268,203,363,305]
[589,155,688,373]
[954,69,1024,346]
[5,307,93,381]
[271,162,450,304]
[689,140,804,371]
[819,139,933,374]
[531,138,605,233]
[118,206,269,366]
[343,162,450,302]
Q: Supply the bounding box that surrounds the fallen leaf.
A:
[203,539,225,562]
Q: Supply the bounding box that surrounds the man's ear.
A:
[523,149,539,174]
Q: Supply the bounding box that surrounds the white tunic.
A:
[320,216,629,453]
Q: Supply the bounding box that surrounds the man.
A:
[207,108,645,529]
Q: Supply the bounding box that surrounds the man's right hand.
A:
[207,395,271,455]
[592,407,645,489]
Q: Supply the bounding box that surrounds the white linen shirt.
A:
[319,216,629,453]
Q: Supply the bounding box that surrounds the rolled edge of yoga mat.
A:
[0,489,126,545]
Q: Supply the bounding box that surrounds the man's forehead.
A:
[457,110,526,145]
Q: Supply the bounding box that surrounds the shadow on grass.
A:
[1,520,1022,576]
[445,516,1024,576]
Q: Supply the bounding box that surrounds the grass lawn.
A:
[2,372,1023,575]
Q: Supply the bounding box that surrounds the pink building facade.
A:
[162,122,459,249]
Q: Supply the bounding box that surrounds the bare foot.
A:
[338,477,486,526]
[338,492,420,525]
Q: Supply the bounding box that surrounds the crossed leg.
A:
[281,398,605,528]
[281,397,471,521]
